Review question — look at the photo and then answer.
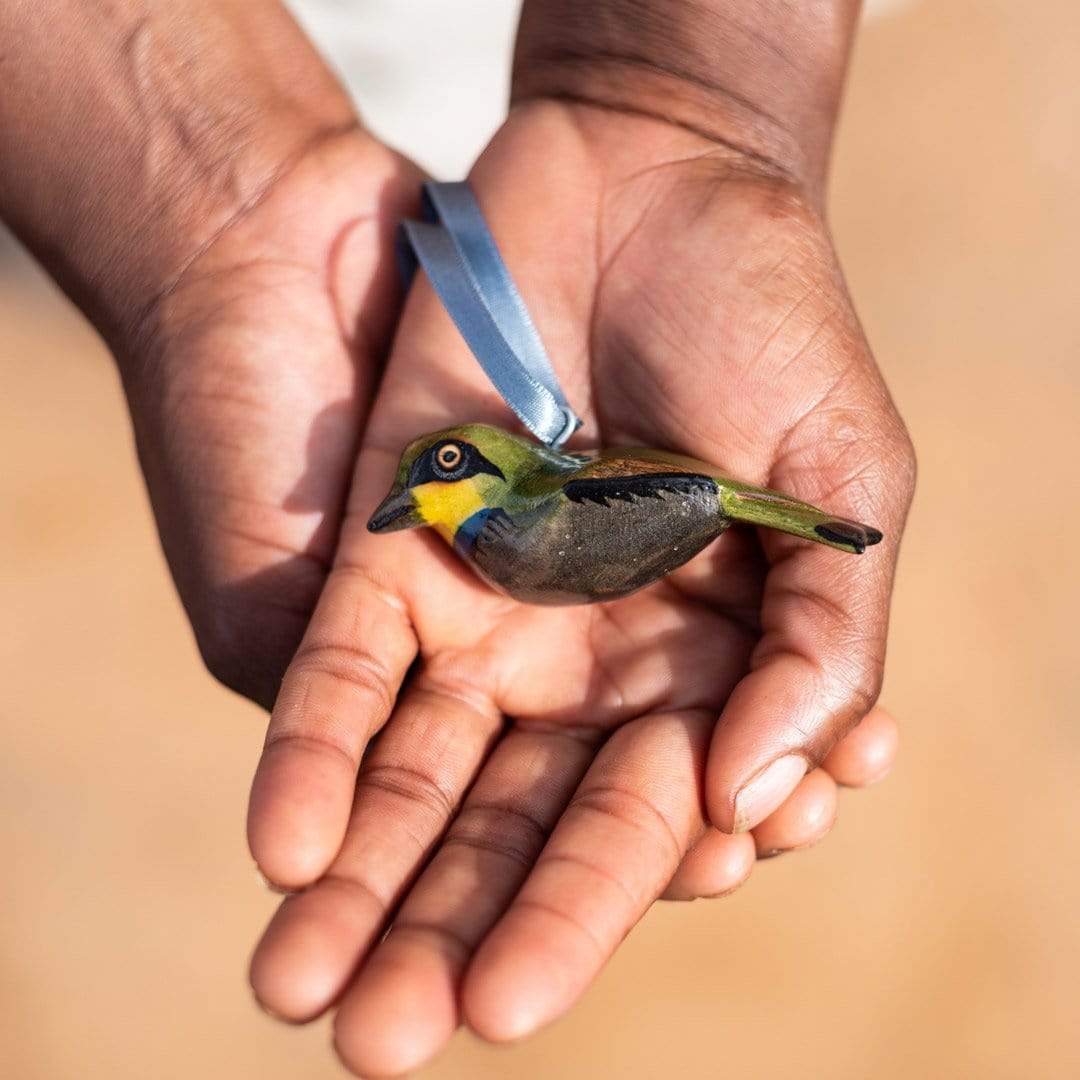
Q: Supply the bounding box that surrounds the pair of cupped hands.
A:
[130,94,913,1076]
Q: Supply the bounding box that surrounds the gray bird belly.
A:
[469,488,728,605]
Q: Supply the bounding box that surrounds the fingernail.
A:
[733,755,808,833]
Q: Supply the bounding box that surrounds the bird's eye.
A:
[433,442,465,477]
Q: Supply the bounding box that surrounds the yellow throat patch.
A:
[412,479,487,542]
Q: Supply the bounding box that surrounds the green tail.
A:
[719,483,883,554]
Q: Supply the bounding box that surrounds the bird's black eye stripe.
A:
[409,441,505,486]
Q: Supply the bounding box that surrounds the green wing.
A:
[717,482,883,554]
[563,451,883,554]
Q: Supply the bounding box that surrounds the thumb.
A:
[706,387,915,833]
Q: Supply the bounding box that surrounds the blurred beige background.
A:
[3,1,1078,1077]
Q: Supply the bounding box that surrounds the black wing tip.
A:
[814,522,884,554]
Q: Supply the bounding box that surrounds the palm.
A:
[129,131,420,707]
[337,107,835,715]
[248,104,911,1074]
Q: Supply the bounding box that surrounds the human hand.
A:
[246,89,912,1074]
[2,3,911,1073]
[125,129,419,708]
[0,0,423,708]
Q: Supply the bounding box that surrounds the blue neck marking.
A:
[454,508,496,555]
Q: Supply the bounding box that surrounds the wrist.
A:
[0,1,360,351]
[513,0,860,192]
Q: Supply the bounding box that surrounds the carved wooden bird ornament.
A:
[368,424,882,605]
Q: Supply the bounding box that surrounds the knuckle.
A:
[569,784,683,864]
[358,762,456,821]
[512,896,607,960]
[390,919,473,961]
[445,802,550,870]
[889,421,918,505]
[852,670,883,717]
[290,641,395,716]
[829,659,883,723]
[739,173,823,236]
[779,651,884,759]
[868,406,917,508]
[814,403,918,526]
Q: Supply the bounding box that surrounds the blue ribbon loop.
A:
[397,181,582,448]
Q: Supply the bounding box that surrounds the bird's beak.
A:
[367,486,423,533]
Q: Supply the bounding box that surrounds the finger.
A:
[822,705,899,787]
[247,566,418,889]
[751,768,837,858]
[250,676,502,1021]
[331,727,598,1077]
[662,828,755,901]
[706,407,914,833]
[664,763,840,900]
[463,711,710,1043]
